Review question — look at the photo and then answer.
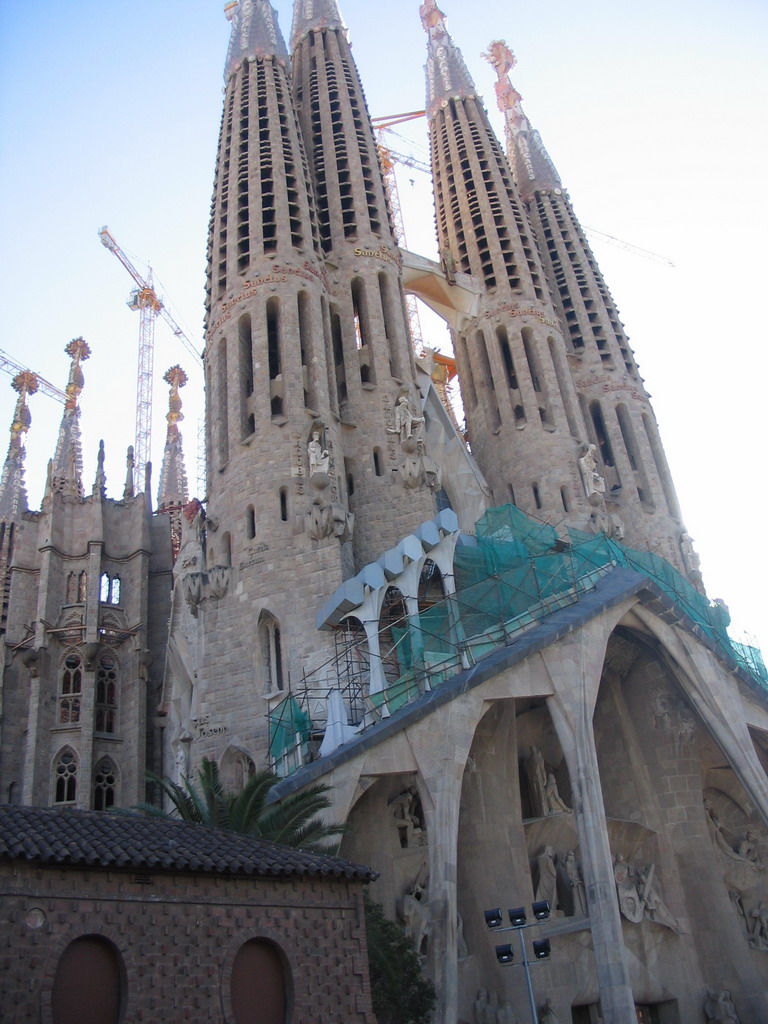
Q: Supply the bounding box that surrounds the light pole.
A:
[484,900,552,1024]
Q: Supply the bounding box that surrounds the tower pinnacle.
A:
[51,338,90,499]
[157,365,190,510]
[483,40,561,200]
[224,0,288,80]
[0,371,38,520]
[420,0,477,119]
[290,0,345,50]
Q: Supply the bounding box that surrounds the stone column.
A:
[540,623,638,1024]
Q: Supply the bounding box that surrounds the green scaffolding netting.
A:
[269,505,767,767]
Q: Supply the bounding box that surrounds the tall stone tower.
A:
[421,1,589,529]
[485,40,692,575]
[290,0,438,567]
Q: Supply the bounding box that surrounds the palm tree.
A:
[133,757,347,853]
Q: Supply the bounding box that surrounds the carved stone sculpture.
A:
[545,772,571,814]
[535,845,559,912]
[578,442,606,505]
[398,880,430,956]
[388,392,424,444]
[390,785,426,848]
[307,429,330,477]
[636,864,684,933]
[207,565,230,600]
[526,745,548,817]
[748,901,768,950]
[704,989,740,1024]
[564,851,587,916]
[613,854,644,923]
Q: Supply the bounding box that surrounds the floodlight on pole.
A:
[483,900,551,1024]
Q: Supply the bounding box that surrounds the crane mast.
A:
[99,226,201,490]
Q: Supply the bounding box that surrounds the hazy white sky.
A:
[0,0,766,652]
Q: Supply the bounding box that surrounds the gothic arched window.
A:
[95,654,118,734]
[59,652,83,725]
[259,612,284,693]
[53,748,78,804]
[93,757,117,810]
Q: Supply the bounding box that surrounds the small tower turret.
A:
[50,338,90,500]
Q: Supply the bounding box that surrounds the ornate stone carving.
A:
[526,744,548,817]
[535,845,558,911]
[613,855,683,931]
[563,851,587,916]
[748,901,768,950]
[545,772,571,814]
[578,442,605,506]
[398,877,430,957]
[390,785,426,848]
[704,989,740,1024]
[307,428,330,477]
[207,565,231,600]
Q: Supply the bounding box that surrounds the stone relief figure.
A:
[535,845,559,913]
[545,772,571,814]
[748,901,768,950]
[177,499,206,573]
[398,878,430,957]
[736,830,762,866]
[613,854,645,923]
[578,442,606,505]
[704,799,738,856]
[526,745,548,817]
[307,429,330,477]
[389,785,426,848]
[388,392,424,445]
[679,529,701,575]
[539,1000,559,1024]
[456,911,469,960]
[704,989,740,1024]
[307,501,333,541]
[564,851,587,916]
[636,864,684,933]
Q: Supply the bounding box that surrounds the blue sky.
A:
[0,0,766,651]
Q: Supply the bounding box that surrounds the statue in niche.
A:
[748,901,768,950]
[389,785,426,848]
[704,800,764,867]
[307,429,330,477]
[545,772,571,814]
[535,845,559,913]
[398,878,430,957]
[389,392,424,445]
[704,989,740,1024]
[563,850,587,916]
[526,745,548,817]
[177,499,205,573]
[539,1000,560,1024]
[578,443,606,505]
[66,573,77,604]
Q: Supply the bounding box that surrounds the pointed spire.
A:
[420,0,477,120]
[157,365,190,510]
[224,0,289,80]
[290,0,345,50]
[92,439,107,498]
[483,41,561,199]
[0,371,38,520]
[51,337,90,499]
[124,445,136,500]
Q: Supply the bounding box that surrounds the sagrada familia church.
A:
[1,2,767,1022]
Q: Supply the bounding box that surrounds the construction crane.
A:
[0,348,67,404]
[372,117,675,268]
[99,226,202,488]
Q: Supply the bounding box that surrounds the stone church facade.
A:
[0,1,767,1022]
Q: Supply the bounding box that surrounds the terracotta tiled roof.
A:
[0,805,375,881]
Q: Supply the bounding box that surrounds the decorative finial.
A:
[64,337,91,411]
[482,40,561,196]
[0,372,39,520]
[420,0,476,120]
[124,445,135,499]
[92,439,107,498]
[157,367,190,511]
